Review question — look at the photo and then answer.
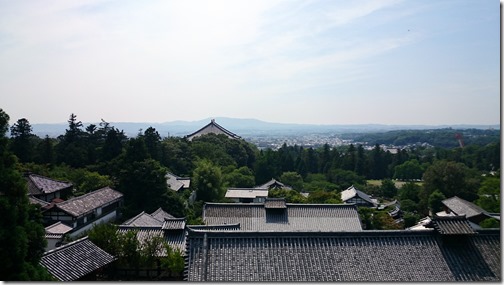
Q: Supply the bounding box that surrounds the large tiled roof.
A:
[186,119,241,141]
[341,185,375,205]
[185,229,501,282]
[264,198,287,209]
[40,237,115,281]
[56,187,123,217]
[225,188,269,199]
[26,174,73,195]
[203,203,362,232]
[442,196,491,219]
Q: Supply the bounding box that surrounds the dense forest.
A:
[1,110,501,279]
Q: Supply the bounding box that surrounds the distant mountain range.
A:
[31,117,500,138]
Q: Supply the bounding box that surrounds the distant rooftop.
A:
[185,119,241,141]
[26,174,73,196]
[56,187,123,217]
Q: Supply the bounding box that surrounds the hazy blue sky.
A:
[0,0,500,125]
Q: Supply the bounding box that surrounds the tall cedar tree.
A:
[0,109,52,280]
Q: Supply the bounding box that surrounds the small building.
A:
[40,236,116,281]
[440,196,499,225]
[225,187,269,203]
[119,208,187,254]
[26,173,73,202]
[166,172,191,192]
[185,119,241,141]
[44,221,73,251]
[42,187,124,238]
[341,185,377,207]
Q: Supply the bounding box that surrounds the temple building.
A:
[185,119,241,141]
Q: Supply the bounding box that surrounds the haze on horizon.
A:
[0,0,500,126]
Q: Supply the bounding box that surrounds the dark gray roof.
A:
[185,229,501,282]
[56,187,123,217]
[203,203,362,232]
[430,215,476,235]
[27,174,73,195]
[186,119,241,141]
[40,237,115,281]
[187,223,241,231]
[28,195,51,208]
[162,218,186,230]
[442,196,491,219]
[123,211,164,226]
[264,198,287,209]
[256,178,292,190]
[152,207,176,220]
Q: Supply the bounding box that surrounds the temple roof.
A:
[26,174,73,196]
[341,185,376,205]
[186,119,241,141]
[185,229,501,282]
[40,237,115,281]
[442,196,492,219]
[256,179,292,190]
[203,202,362,232]
[428,215,476,235]
[56,187,123,217]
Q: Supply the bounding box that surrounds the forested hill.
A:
[342,128,500,148]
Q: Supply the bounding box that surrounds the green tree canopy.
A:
[192,159,224,202]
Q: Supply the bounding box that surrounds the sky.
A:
[0,0,500,126]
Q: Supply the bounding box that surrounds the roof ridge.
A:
[43,236,89,255]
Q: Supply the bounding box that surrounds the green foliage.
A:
[403,212,420,228]
[118,158,170,217]
[393,159,424,180]
[399,199,418,212]
[223,166,255,188]
[475,176,500,213]
[161,245,185,276]
[326,168,366,190]
[306,190,342,204]
[268,188,307,203]
[192,159,223,202]
[10,118,36,163]
[303,173,338,192]
[357,207,402,230]
[398,182,421,203]
[88,223,121,256]
[279,171,304,191]
[428,190,446,214]
[422,160,481,202]
[0,109,50,281]
[479,218,500,228]
[380,179,398,199]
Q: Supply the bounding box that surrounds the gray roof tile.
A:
[430,215,476,235]
[203,203,362,232]
[442,196,490,219]
[27,174,73,195]
[185,230,501,282]
[40,237,115,281]
[56,187,123,217]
